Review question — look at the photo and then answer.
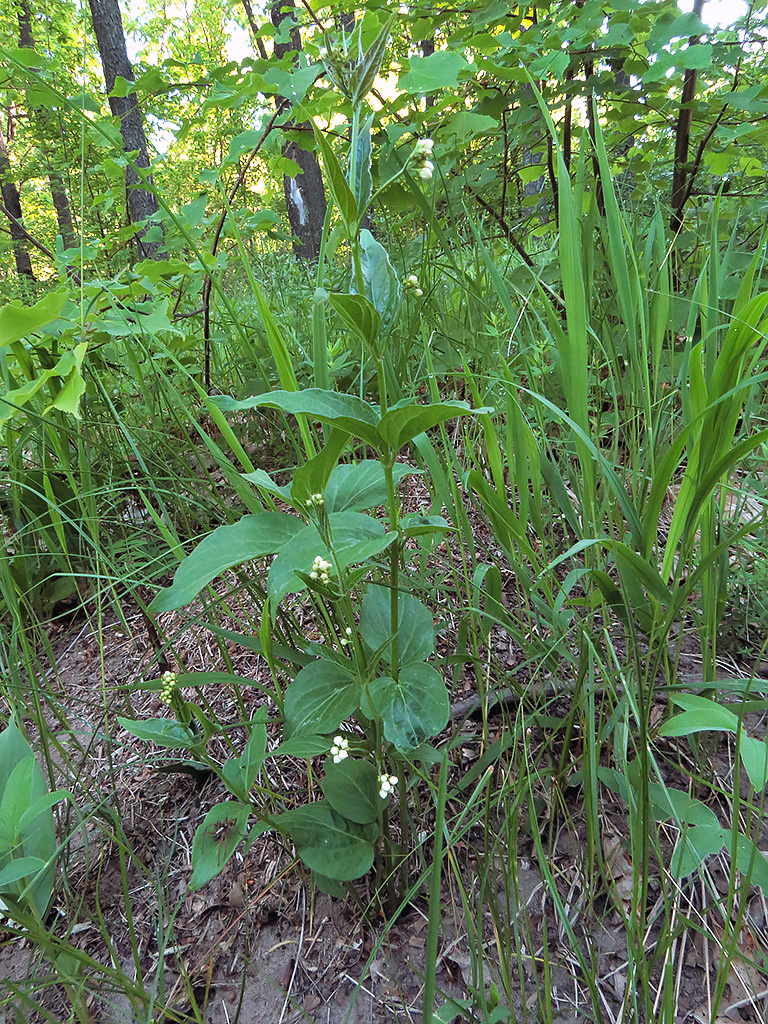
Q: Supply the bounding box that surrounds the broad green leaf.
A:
[328,292,380,352]
[348,17,394,105]
[117,717,196,749]
[321,758,379,824]
[398,51,470,93]
[353,229,401,338]
[291,429,348,507]
[739,734,768,791]
[283,659,361,737]
[0,857,47,890]
[362,664,449,752]
[658,695,739,737]
[222,711,267,801]
[648,784,721,830]
[271,735,331,758]
[268,511,385,605]
[0,719,55,918]
[400,513,452,537]
[0,290,68,347]
[359,587,435,666]
[312,124,358,235]
[212,389,381,447]
[324,460,414,513]
[149,512,303,613]
[241,469,292,503]
[377,400,489,451]
[736,835,768,893]
[189,801,251,891]
[275,800,376,880]
[669,824,725,877]
[347,111,373,208]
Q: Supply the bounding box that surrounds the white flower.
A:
[418,160,434,181]
[406,274,419,286]
[378,773,399,799]
[340,626,353,646]
[159,670,177,706]
[330,735,349,763]
[414,288,423,297]
[311,555,332,584]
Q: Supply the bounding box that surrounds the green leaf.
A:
[348,16,395,105]
[321,758,379,824]
[0,290,68,347]
[117,718,197,750]
[222,711,268,801]
[283,659,361,737]
[658,695,739,737]
[362,664,449,752]
[348,112,373,209]
[669,824,725,877]
[275,800,376,880]
[189,801,251,891]
[398,51,470,93]
[353,229,402,338]
[736,835,768,893]
[324,460,414,513]
[212,389,381,447]
[400,514,452,537]
[149,512,303,613]
[268,511,385,606]
[648,784,721,830]
[739,734,768,791]
[271,735,331,758]
[377,400,490,451]
[312,124,358,235]
[0,718,55,918]
[328,292,380,352]
[291,429,348,507]
[359,587,435,667]
[0,857,47,890]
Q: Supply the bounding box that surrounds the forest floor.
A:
[2,575,768,1022]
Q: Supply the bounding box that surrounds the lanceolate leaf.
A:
[377,400,491,451]
[189,801,251,891]
[212,389,381,447]
[149,513,304,613]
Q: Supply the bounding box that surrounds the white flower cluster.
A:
[378,773,398,799]
[305,492,324,508]
[310,555,332,583]
[340,626,353,646]
[330,735,349,763]
[159,670,177,706]
[412,138,434,181]
[403,274,423,298]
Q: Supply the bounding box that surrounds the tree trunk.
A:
[270,0,326,260]
[17,0,77,252]
[87,0,164,258]
[670,0,705,236]
[0,134,35,284]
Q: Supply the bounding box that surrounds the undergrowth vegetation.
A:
[2,6,768,1023]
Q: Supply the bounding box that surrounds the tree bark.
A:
[670,0,705,236]
[87,0,164,258]
[17,0,78,253]
[270,0,326,260]
[0,134,35,284]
